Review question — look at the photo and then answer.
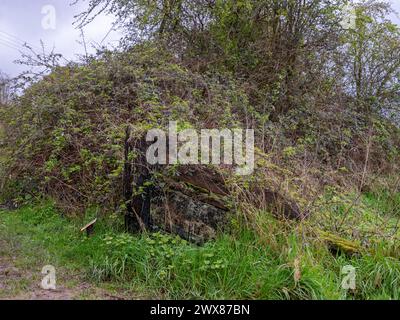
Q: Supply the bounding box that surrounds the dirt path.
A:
[0,240,128,300]
[0,258,75,300]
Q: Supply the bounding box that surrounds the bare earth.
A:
[0,240,128,300]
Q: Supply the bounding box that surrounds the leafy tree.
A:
[342,1,400,117]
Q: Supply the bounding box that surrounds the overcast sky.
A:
[1,0,400,77]
[0,0,123,76]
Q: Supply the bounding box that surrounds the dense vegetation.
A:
[1,198,400,299]
[1,0,400,299]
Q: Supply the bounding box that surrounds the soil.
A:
[0,240,129,300]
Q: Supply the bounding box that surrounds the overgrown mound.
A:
[0,44,250,212]
[1,42,399,223]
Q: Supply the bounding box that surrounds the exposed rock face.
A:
[151,187,229,243]
[129,166,231,243]
[122,128,230,242]
[151,166,230,242]
[123,129,303,242]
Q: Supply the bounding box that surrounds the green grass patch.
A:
[1,199,400,300]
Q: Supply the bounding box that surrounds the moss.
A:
[318,230,362,256]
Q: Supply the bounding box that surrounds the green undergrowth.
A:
[0,193,400,300]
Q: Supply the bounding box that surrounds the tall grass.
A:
[1,196,400,300]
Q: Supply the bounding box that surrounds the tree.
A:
[74,1,347,110]
[342,1,400,117]
[0,72,10,104]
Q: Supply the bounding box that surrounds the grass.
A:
[0,193,400,300]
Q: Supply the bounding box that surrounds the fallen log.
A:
[318,230,362,256]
